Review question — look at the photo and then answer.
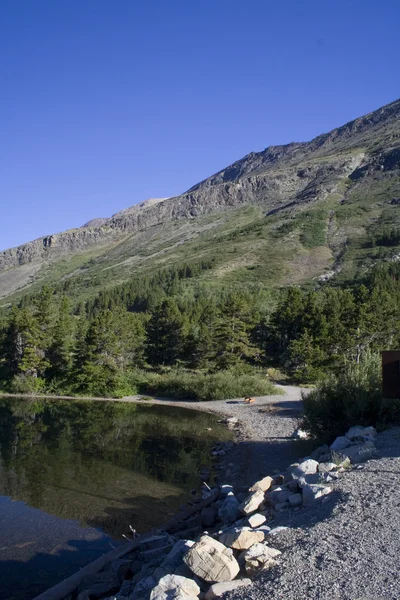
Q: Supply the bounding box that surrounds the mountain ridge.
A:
[1,98,400,303]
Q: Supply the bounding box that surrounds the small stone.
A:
[318,462,337,473]
[242,543,281,576]
[268,526,289,536]
[150,574,200,600]
[220,485,234,496]
[133,576,157,600]
[247,513,266,528]
[302,484,332,505]
[288,493,302,507]
[339,441,376,464]
[256,524,271,535]
[219,527,265,550]
[218,492,239,524]
[330,436,351,451]
[267,487,293,504]
[249,476,273,493]
[287,459,319,480]
[239,489,265,515]
[292,428,309,439]
[183,535,240,583]
[310,444,330,460]
[205,579,252,599]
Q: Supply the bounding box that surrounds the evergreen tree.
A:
[145,299,185,365]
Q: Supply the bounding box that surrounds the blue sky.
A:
[1,0,399,251]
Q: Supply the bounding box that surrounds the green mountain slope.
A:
[1,98,400,306]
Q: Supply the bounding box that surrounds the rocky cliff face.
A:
[1,98,399,272]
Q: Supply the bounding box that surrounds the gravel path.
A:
[229,426,400,600]
[128,385,308,486]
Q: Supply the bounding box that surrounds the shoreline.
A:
[0,386,305,484]
[20,385,304,600]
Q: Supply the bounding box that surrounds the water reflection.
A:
[0,398,229,536]
[0,397,230,600]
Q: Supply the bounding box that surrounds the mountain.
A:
[1,98,400,305]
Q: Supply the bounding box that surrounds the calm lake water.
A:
[0,397,230,600]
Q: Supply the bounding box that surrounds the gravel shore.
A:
[227,426,400,600]
[129,385,308,486]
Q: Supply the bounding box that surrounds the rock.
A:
[298,473,321,485]
[247,513,266,528]
[133,576,157,600]
[302,484,332,505]
[153,540,195,580]
[338,456,351,469]
[219,527,265,550]
[292,428,309,439]
[287,459,319,480]
[220,485,234,496]
[239,489,265,515]
[241,542,281,576]
[346,425,377,440]
[183,535,240,583]
[268,526,289,536]
[249,476,273,493]
[310,444,330,460]
[218,492,239,524]
[287,480,300,493]
[318,452,333,463]
[267,487,293,504]
[318,462,337,473]
[201,507,216,528]
[288,493,302,507]
[274,502,289,511]
[330,436,351,451]
[204,579,252,599]
[150,574,200,600]
[339,441,376,464]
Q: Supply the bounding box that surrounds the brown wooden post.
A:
[382,350,400,398]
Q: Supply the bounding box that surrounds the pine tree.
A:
[48,296,74,379]
[145,299,185,365]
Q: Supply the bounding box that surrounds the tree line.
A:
[1,260,399,396]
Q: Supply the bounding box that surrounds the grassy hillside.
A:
[1,99,400,311]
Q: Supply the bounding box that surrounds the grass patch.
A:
[132,369,280,401]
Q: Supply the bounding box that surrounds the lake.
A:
[0,397,230,600]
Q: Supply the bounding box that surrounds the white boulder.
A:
[239,489,265,515]
[150,574,200,600]
[183,535,240,583]
[219,527,265,550]
[205,579,252,599]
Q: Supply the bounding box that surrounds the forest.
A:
[0,259,399,399]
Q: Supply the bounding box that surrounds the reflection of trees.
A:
[0,398,230,536]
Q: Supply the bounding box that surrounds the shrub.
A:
[11,374,47,394]
[134,369,279,401]
[301,351,384,441]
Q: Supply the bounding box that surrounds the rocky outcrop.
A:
[68,424,379,600]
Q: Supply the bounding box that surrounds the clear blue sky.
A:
[1,0,399,251]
